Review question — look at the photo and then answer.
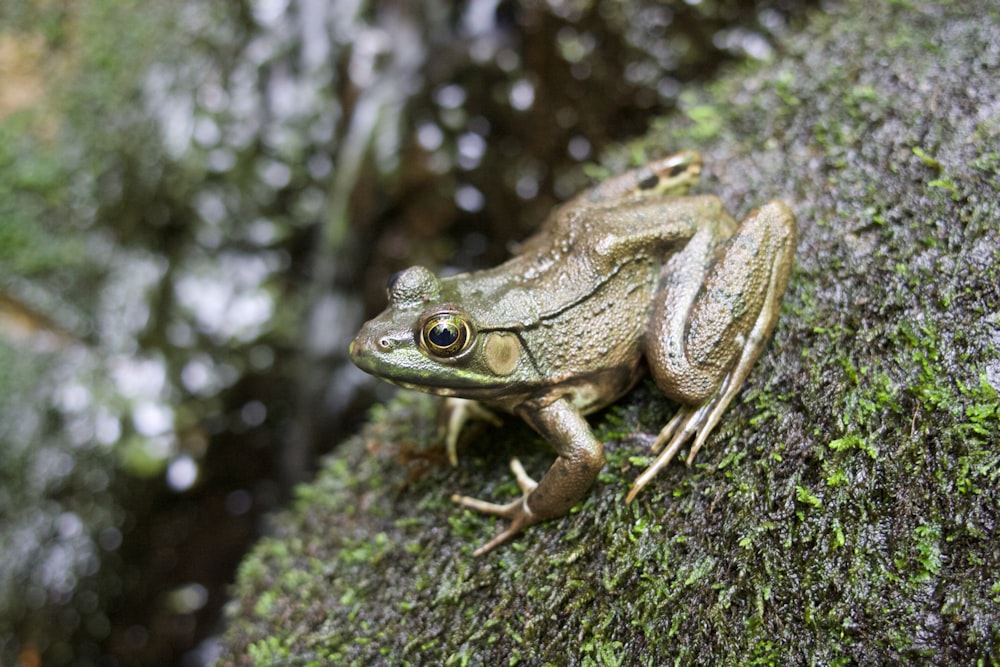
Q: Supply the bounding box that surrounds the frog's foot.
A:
[441,398,503,466]
[451,457,540,556]
[625,365,750,504]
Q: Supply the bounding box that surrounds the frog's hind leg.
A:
[629,201,796,503]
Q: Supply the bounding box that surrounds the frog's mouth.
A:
[350,330,513,396]
[358,358,515,396]
[387,379,461,398]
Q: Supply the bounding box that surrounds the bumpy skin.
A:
[350,152,796,555]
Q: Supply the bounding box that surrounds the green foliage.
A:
[0,3,208,664]
[0,117,89,277]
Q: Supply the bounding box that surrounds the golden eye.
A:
[419,312,473,358]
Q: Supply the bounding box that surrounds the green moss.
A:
[246,636,291,665]
[680,101,724,140]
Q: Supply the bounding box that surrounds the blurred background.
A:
[0,0,815,664]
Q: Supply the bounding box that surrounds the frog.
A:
[349,150,796,556]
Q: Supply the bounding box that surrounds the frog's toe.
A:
[628,383,741,502]
[450,494,535,556]
[507,457,539,494]
[450,493,518,516]
[441,398,503,466]
[450,458,538,515]
[471,509,534,556]
[451,458,541,556]
[626,405,703,503]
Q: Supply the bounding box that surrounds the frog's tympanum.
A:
[350,151,796,555]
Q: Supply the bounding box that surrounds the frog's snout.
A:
[350,335,381,378]
[348,324,375,367]
[349,319,398,374]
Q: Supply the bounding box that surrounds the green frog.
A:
[350,151,796,556]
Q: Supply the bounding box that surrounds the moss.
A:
[219,1,1000,664]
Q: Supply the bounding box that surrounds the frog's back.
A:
[446,193,721,331]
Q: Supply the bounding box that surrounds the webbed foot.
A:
[625,365,750,503]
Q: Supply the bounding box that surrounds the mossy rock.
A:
[218,2,1000,664]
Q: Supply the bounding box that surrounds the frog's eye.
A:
[419,311,474,358]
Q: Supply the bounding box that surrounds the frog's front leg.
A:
[630,200,796,502]
[451,397,605,556]
[441,398,503,466]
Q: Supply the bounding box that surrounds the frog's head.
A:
[350,266,534,397]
